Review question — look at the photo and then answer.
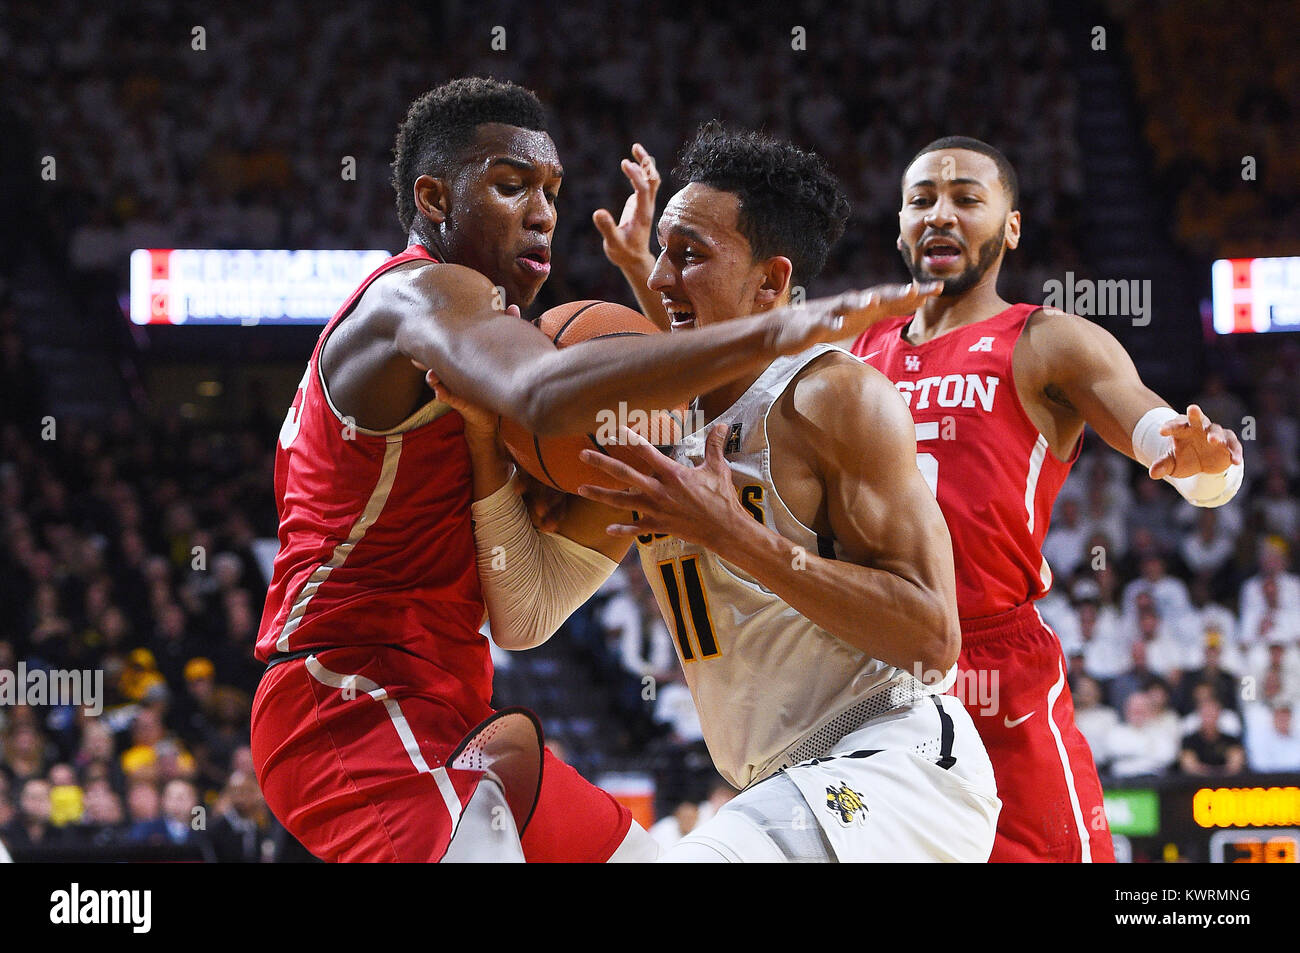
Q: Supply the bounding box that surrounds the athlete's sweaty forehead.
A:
[459,123,563,182]
[656,182,748,254]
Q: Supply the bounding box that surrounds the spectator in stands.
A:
[648,800,700,854]
[46,762,84,828]
[1240,575,1300,651]
[1123,556,1193,636]
[124,781,161,842]
[1180,508,1238,595]
[1,723,49,787]
[1177,682,1243,737]
[1066,580,1130,682]
[127,778,212,858]
[1174,631,1240,715]
[192,686,250,792]
[647,774,736,853]
[1043,497,1091,579]
[0,778,71,853]
[118,647,166,703]
[599,565,675,686]
[120,707,196,783]
[1179,697,1245,777]
[1245,703,1300,773]
[1251,390,1299,482]
[1107,691,1180,780]
[1109,642,1162,716]
[1080,474,1129,561]
[76,778,126,849]
[170,657,217,743]
[1240,537,1300,643]
[1071,674,1117,771]
[1192,373,1247,441]
[209,770,271,863]
[1246,639,1300,704]
[1257,469,1299,545]
[1186,576,1240,652]
[1131,601,1189,683]
[1126,476,1180,556]
[1147,680,1182,743]
[652,668,703,747]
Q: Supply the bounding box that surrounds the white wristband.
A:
[1130,406,1178,469]
[1168,462,1244,508]
[471,473,618,650]
[1130,405,1243,508]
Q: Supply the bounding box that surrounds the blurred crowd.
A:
[0,329,297,858]
[4,0,1084,306]
[1112,0,1300,259]
[1039,348,1300,783]
[2,0,1298,861]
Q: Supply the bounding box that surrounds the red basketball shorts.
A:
[250,645,632,862]
[953,603,1115,863]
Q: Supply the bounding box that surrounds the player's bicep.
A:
[819,376,954,593]
[1040,312,1165,459]
[390,265,558,420]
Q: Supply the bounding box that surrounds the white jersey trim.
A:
[304,654,464,827]
[1024,433,1048,534]
[316,349,453,436]
[276,435,403,652]
[1037,610,1093,862]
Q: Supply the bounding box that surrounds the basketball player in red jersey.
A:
[249,77,928,862]
[845,137,1244,862]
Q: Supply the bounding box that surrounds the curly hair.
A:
[390,77,548,233]
[673,122,851,287]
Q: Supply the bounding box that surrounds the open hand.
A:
[765,281,943,355]
[592,143,660,272]
[575,423,746,548]
[1148,404,1242,479]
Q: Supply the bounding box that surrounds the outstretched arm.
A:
[388,262,939,436]
[1024,308,1243,506]
[576,362,960,683]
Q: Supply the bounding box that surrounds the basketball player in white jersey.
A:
[436,124,1001,861]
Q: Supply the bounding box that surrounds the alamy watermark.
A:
[912,663,1000,717]
[593,401,705,447]
[1,664,103,716]
[1043,272,1151,326]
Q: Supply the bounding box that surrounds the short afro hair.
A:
[673,122,851,288]
[905,136,1019,209]
[391,77,548,233]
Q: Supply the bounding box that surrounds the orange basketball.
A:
[500,300,687,494]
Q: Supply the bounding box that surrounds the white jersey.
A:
[636,344,940,789]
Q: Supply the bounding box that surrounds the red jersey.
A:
[852,303,1079,620]
[255,244,490,711]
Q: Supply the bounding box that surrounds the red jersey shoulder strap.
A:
[311,244,440,360]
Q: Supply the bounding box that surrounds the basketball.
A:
[500,300,687,494]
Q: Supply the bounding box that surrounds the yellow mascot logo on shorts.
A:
[825,782,868,826]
